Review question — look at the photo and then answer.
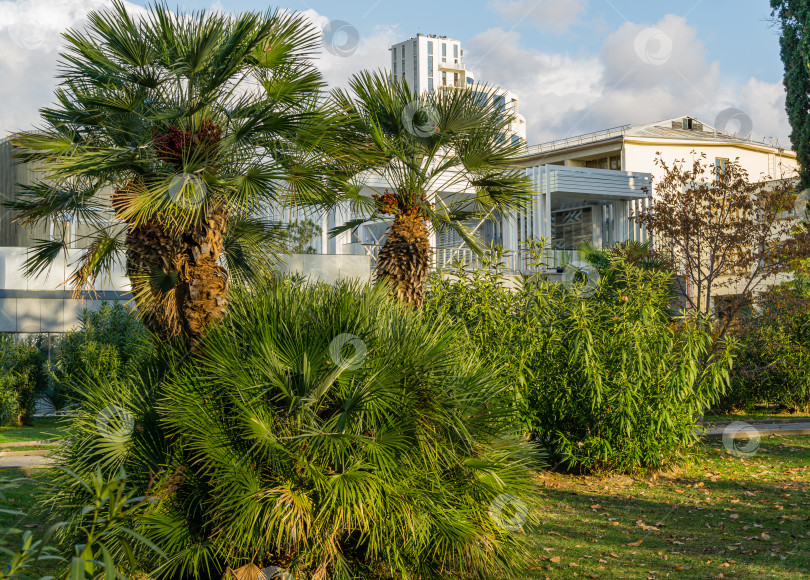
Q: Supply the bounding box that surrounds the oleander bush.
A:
[51,303,151,410]
[425,251,733,474]
[719,285,810,413]
[0,469,165,579]
[0,335,49,425]
[47,278,539,579]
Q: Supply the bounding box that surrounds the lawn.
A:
[0,418,66,445]
[523,434,810,579]
[0,468,55,549]
[0,437,809,578]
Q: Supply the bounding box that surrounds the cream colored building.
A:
[515,116,801,313]
[519,115,798,192]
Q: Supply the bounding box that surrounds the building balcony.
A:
[530,164,651,201]
[438,60,465,72]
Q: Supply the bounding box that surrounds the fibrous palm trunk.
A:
[176,205,229,342]
[125,206,229,343]
[375,213,431,307]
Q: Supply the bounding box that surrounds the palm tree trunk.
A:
[375,213,431,307]
[176,205,229,342]
[125,206,229,343]
[126,222,183,339]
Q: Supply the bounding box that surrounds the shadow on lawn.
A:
[523,455,810,578]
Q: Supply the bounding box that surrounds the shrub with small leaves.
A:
[425,250,733,474]
[0,336,48,425]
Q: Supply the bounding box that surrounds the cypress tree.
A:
[772,0,810,189]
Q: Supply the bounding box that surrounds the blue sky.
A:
[156,0,783,83]
[0,0,792,146]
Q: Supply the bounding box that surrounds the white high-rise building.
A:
[389,34,527,142]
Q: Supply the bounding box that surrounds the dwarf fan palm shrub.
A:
[46,279,539,579]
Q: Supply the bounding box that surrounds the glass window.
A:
[453,44,458,58]
[493,95,505,111]
[715,157,729,181]
[393,47,397,60]
[427,56,433,77]
[427,41,433,55]
[442,43,446,57]
[511,134,520,146]
[412,41,417,86]
[428,77,433,92]
[393,62,397,76]
[442,71,446,85]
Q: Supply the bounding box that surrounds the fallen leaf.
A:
[627,539,643,547]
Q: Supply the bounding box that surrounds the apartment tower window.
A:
[427,41,434,92]
[412,40,417,87]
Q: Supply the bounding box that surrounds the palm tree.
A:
[8,1,355,343]
[333,71,533,307]
[580,240,672,276]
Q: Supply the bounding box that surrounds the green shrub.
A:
[0,469,166,579]
[720,287,810,413]
[54,303,151,407]
[425,253,733,474]
[0,335,49,425]
[47,279,539,579]
[0,384,19,426]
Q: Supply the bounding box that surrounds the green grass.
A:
[0,435,808,579]
[0,468,59,576]
[0,468,55,549]
[522,434,810,579]
[0,418,66,444]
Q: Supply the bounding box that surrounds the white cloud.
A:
[466,28,601,143]
[0,1,398,137]
[299,10,399,90]
[466,15,791,146]
[488,0,587,33]
[733,78,791,147]
[0,0,147,138]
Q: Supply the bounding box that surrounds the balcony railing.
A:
[522,125,630,157]
[438,60,465,71]
[343,243,583,274]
